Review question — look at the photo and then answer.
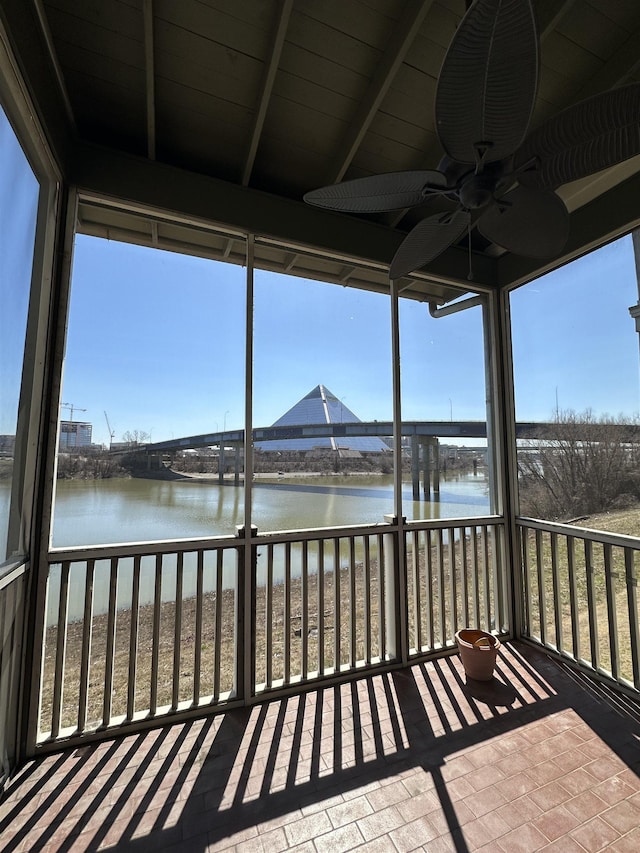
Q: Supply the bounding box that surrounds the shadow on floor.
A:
[2,642,640,852]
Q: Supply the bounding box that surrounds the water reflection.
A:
[50,472,489,548]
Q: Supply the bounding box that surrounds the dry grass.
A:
[39,525,500,737]
[41,564,386,734]
[523,507,640,683]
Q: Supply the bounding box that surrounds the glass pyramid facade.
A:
[257,385,390,452]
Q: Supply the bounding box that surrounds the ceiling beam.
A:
[326,0,435,185]
[0,0,75,170]
[143,0,156,160]
[242,0,293,186]
[33,0,76,132]
[70,140,496,287]
[535,0,577,41]
[573,28,640,101]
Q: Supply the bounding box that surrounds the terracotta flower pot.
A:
[455,628,500,681]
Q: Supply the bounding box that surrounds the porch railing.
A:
[37,516,505,747]
[40,540,241,743]
[517,518,640,692]
[406,519,507,656]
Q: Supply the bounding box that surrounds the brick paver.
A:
[1,642,640,852]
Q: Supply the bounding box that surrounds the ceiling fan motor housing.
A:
[459,173,497,209]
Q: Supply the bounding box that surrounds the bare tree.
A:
[517,409,640,520]
[121,429,150,446]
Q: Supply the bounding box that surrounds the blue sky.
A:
[510,236,640,421]
[0,107,39,436]
[58,231,640,448]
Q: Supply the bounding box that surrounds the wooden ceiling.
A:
[5,0,640,296]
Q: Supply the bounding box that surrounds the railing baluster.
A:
[550,532,562,652]
[604,543,619,680]
[625,548,640,689]
[426,529,435,649]
[213,549,223,702]
[567,535,580,661]
[585,539,599,671]
[194,550,204,705]
[301,540,308,680]
[150,554,162,716]
[349,536,356,667]
[470,527,480,629]
[449,527,458,641]
[377,533,385,659]
[126,555,141,721]
[482,526,491,631]
[265,544,273,688]
[284,542,291,685]
[412,529,422,651]
[318,539,325,676]
[102,557,118,728]
[77,559,95,734]
[520,527,531,635]
[535,529,547,646]
[364,535,371,664]
[172,552,184,711]
[460,526,469,628]
[51,561,70,739]
[491,525,504,632]
[333,537,341,673]
[436,529,445,646]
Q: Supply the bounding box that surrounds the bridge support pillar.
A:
[411,437,440,501]
[234,442,242,485]
[431,437,440,499]
[218,443,225,484]
[411,436,420,501]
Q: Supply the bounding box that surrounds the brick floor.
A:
[1,642,640,852]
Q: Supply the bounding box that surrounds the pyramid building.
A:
[257,385,390,453]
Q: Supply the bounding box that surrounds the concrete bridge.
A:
[141,419,575,455]
[132,419,640,500]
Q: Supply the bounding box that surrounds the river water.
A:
[48,472,490,547]
[2,472,490,622]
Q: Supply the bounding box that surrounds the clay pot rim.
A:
[455,628,501,651]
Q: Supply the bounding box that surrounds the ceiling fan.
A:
[303,0,640,279]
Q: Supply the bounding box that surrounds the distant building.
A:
[0,435,16,455]
[257,384,390,454]
[59,420,92,450]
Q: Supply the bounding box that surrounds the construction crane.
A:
[104,411,115,450]
[61,402,86,422]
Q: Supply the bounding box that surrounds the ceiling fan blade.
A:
[303,171,448,213]
[389,210,469,279]
[436,0,538,165]
[477,185,569,258]
[516,83,640,189]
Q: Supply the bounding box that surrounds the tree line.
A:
[517,410,640,520]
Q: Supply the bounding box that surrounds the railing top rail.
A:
[404,515,503,532]
[517,516,640,551]
[46,516,505,562]
[48,535,241,563]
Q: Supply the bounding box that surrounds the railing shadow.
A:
[2,641,640,852]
